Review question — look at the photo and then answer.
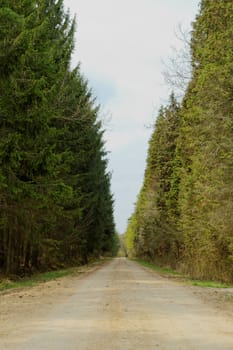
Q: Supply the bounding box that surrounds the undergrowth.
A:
[0,259,108,292]
[134,259,232,288]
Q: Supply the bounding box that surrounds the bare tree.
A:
[162,24,192,97]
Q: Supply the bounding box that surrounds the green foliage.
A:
[177,0,233,282]
[118,234,128,257]
[126,0,233,283]
[126,94,182,266]
[0,0,115,275]
[0,259,109,291]
[134,259,232,288]
[125,214,137,257]
[134,259,182,277]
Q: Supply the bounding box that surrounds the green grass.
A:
[134,259,182,277]
[0,259,109,292]
[188,280,230,288]
[134,258,232,288]
[0,268,77,292]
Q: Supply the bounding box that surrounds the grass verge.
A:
[0,269,73,291]
[188,280,230,288]
[134,259,232,288]
[134,259,182,277]
[0,259,109,292]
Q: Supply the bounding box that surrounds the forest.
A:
[126,0,233,283]
[0,0,117,275]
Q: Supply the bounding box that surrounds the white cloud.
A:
[105,126,150,152]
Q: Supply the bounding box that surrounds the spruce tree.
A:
[177,0,233,281]
[126,95,181,265]
[0,0,116,274]
[126,0,233,283]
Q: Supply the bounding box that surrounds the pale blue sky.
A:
[64,0,200,233]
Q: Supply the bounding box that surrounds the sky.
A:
[63,0,200,233]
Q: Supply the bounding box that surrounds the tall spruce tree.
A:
[126,0,233,283]
[177,0,233,281]
[126,95,181,265]
[0,0,116,274]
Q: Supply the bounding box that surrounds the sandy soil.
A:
[0,258,232,350]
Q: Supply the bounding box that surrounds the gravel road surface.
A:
[0,258,232,349]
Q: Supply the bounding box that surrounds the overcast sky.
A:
[63,0,200,233]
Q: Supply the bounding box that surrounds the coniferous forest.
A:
[126,0,233,283]
[0,1,117,275]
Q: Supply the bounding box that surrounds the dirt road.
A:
[0,258,232,349]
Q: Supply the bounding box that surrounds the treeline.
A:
[0,0,117,275]
[126,0,233,283]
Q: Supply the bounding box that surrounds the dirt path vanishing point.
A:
[0,258,232,350]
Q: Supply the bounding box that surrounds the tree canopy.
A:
[126,0,233,283]
[0,0,117,275]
